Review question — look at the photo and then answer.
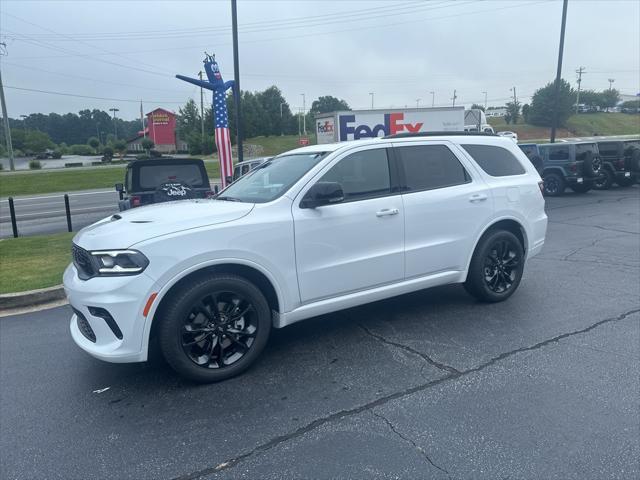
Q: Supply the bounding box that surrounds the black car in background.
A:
[594,140,637,189]
[116,158,214,211]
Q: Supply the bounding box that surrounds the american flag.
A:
[214,90,233,188]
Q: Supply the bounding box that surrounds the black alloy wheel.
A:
[464,230,524,302]
[159,274,271,383]
[181,291,258,369]
[593,169,613,190]
[482,240,521,294]
[543,172,565,196]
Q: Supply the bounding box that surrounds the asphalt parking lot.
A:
[1,187,639,480]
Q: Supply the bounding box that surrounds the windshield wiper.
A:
[215,196,242,202]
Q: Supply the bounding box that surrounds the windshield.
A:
[219,152,328,203]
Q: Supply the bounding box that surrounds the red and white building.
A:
[127,108,188,153]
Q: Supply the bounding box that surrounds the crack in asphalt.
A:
[532,255,639,269]
[173,307,640,479]
[561,233,632,261]
[548,220,639,236]
[372,411,451,478]
[358,324,462,375]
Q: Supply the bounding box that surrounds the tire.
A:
[543,172,565,196]
[582,151,601,178]
[593,169,613,190]
[464,230,525,303]
[570,183,592,194]
[616,176,635,187]
[158,274,271,383]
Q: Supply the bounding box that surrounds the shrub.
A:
[51,150,63,159]
[69,144,94,155]
[29,160,42,170]
[102,146,114,158]
[0,144,6,157]
[0,162,4,170]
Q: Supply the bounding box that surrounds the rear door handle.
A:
[469,194,488,203]
[376,208,399,217]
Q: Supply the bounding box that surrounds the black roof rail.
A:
[383,131,497,139]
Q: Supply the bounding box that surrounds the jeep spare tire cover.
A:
[154,181,195,203]
[582,151,601,177]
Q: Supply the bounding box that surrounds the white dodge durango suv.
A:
[64,133,547,382]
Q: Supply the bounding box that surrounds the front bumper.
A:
[64,264,156,363]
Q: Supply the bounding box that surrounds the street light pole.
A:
[280,102,286,136]
[231,0,243,163]
[550,0,568,143]
[0,45,15,171]
[300,93,306,135]
[109,108,119,140]
[369,92,374,109]
[430,91,435,107]
[416,98,421,109]
[451,89,457,107]
[482,91,487,110]
[607,78,615,91]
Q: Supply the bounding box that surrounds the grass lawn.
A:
[0,232,73,294]
[488,113,639,141]
[0,160,221,198]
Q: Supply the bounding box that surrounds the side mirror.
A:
[225,176,233,185]
[300,181,345,209]
[115,183,124,192]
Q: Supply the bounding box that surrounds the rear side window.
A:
[519,145,537,158]
[575,144,598,161]
[138,164,206,189]
[320,148,390,201]
[462,144,526,177]
[546,146,569,161]
[597,143,618,156]
[396,145,470,192]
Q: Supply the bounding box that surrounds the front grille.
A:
[74,308,96,342]
[72,244,96,280]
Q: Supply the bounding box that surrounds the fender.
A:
[462,214,529,280]
[138,257,286,361]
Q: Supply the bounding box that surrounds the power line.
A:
[4,85,188,104]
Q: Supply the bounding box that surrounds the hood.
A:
[74,199,254,250]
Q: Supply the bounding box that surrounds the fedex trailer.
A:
[315,107,465,144]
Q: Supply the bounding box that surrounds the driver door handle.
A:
[376,208,399,217]
[469,193,488,203]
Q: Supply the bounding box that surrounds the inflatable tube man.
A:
[176,54,235,188]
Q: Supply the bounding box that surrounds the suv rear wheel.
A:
[464,230,524,302]
[158,274,271,383]
[593,169,613,190]
[543,172,565,196]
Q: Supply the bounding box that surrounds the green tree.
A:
[310,96,351,115]
[141,138,154,155]
[522,104,530,123]
[528,79,575,127]
[24,130,54,154]
[177,99,201,140]
[113,140,127,158]
[599,88,620,110]
[87,136,100,153]
[505,100,521,125]
[578,90,600,108]
[471,103,485,112]
[257,86,292,136]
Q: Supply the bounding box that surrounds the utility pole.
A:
[451,89,457,107]
[198,71,205,141]
[575,66,585,113]
[416,98,421,109]
[109,108,119,140]
[369,92,374,109]
[0,43,15,170]
[300,93,306,135]
[607,78,615,91]
[482,91,488,110]
[140,101,145,139]
[231,0,243,163]
[430,91,435,107]
[550,0,568,143]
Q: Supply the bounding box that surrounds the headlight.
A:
[91,250,149,276]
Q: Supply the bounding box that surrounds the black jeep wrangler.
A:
[594,140,637,189]
[116,158,214,211]
[536,142,603,196]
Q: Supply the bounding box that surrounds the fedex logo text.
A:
[339,113,424,141]
[317,121,334,133]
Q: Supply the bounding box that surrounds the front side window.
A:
[547,146,569,161]
[397,145,469,191]
[220,152,328,203]
[319,148,391,201]
[462,144,526,177]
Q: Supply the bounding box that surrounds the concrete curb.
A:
[0,285,66,311]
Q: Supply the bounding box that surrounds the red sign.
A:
[299,137,310,146]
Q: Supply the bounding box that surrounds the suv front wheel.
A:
[464,230,524,302]
[158,274,271,383]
